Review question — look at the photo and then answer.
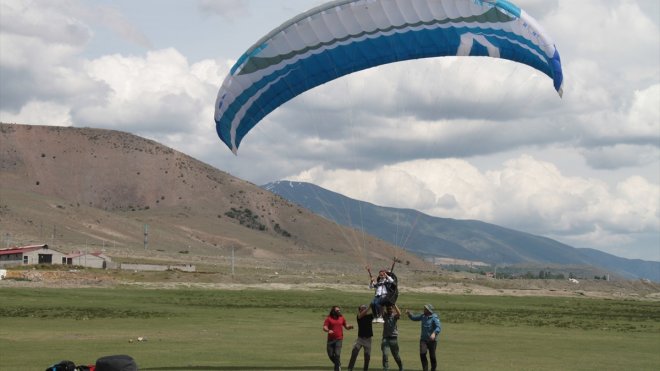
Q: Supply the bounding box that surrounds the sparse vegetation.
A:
[224,207,266,231]
[273,223,291,238]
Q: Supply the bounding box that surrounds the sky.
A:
[1,0,658,262]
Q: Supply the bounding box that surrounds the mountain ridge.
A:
[262,180,660,281]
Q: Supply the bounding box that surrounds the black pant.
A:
[420,339,437,371]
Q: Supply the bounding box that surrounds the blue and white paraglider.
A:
[214,0,564,153]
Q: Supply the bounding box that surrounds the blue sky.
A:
[1,0,658,261]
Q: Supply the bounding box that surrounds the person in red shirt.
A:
[323,305,354,371]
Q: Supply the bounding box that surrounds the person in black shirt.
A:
[347,304,374,371]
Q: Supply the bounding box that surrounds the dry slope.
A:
[0,123,430,271]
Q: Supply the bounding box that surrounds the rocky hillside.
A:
[0,123,429,272]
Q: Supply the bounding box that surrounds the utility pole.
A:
[143,224,149,250]
[231,246,235,277]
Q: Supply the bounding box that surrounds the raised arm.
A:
[367,266,377,288]
[357,305,371,319]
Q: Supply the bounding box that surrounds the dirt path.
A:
[2,269,659,301]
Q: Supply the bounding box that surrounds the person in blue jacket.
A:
[406,304,442,371]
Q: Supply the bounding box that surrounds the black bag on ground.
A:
[45,360,76,371]
[95,355,138,371]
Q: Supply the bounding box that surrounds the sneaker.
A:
[377,317,385,323]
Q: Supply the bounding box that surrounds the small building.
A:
[0,244,67,267]
[64,251,112,269]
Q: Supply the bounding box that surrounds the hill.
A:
[0,123,430,273]
[262,180,660,281]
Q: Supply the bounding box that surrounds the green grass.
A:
[0,287,659,370]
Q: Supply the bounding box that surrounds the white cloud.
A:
[626,84,660,138]
[68,49,235,169]
[0,0,92,47]
[572,83,660,169]
[290,155,660,259]
[0,0,658,261]
[578,84,660,141]
[85,4,152,49]
[582,144,659,169]
[297,57,561,122]
[197,0,251,20]
[549,0,659,82]
[0,100,72,126]
[515,0,559,18]
[0,1,106,112]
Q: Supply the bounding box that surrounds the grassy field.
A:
[1,287,659,370]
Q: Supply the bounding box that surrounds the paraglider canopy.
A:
[214,0,564,153]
